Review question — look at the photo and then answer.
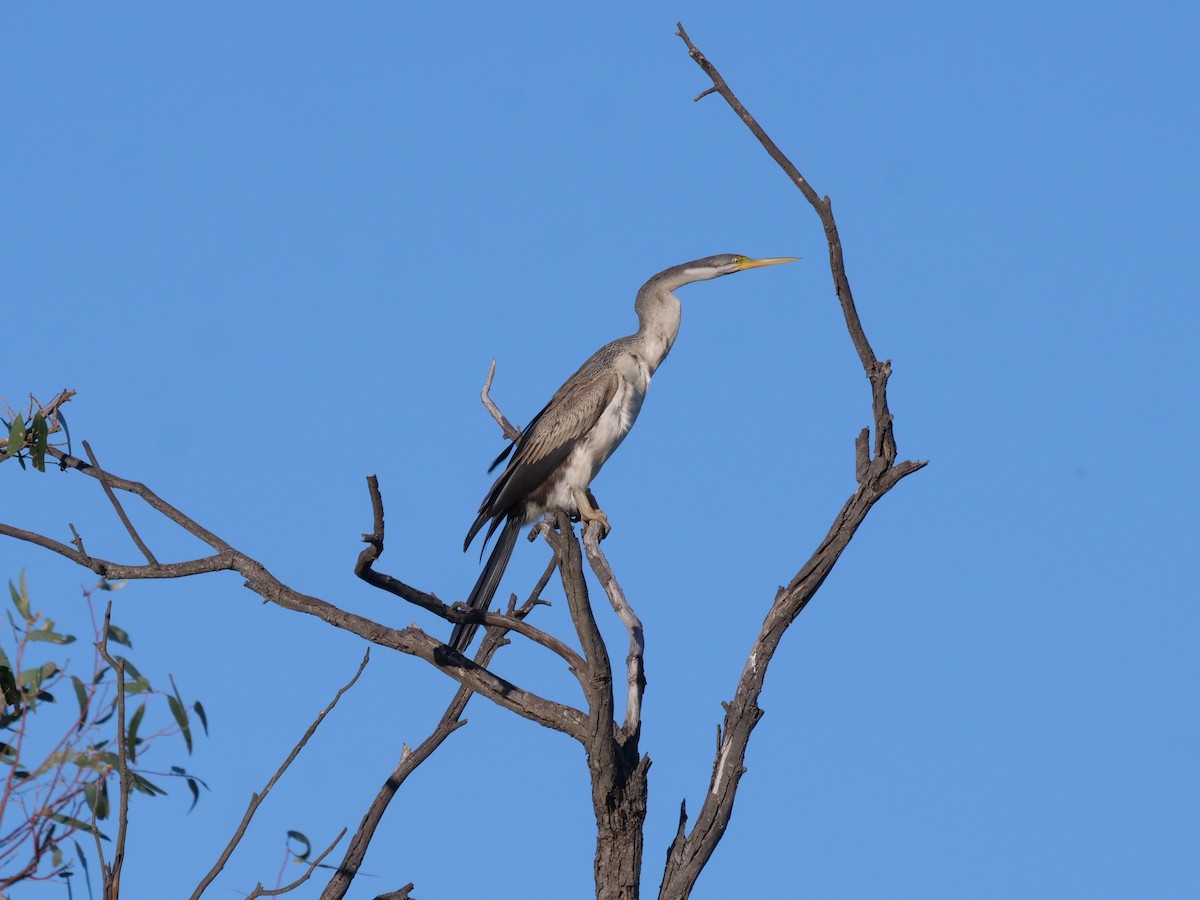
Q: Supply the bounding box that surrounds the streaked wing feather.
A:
[486,370,620,517]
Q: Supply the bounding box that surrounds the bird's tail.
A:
[449,517,520,654]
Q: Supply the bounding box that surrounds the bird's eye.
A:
[730,256,743,265]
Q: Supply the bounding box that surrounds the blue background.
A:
[3,3,1197,897]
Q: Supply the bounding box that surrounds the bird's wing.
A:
[467,368,621,545]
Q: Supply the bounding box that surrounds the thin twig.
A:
[246,829,347,898]
[83,441,158,567]
[481,359,522,442]
[191,650,370,899]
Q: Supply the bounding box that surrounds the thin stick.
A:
[481,359,522,442]
[190,651,370,899]
[83,441,158,566]
[245,828,347,898]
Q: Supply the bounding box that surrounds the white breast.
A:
[546,358,650,513]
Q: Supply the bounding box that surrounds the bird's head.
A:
[641,254,799,296]
[676,254,800,284]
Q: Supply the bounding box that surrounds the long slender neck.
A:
[631,280,682,374]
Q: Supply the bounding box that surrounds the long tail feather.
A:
[449,517,520,653]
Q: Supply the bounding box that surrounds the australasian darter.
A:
[450,254,797,653]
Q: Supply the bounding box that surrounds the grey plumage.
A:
[449,254,796,654]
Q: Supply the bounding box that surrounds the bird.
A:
[449,254,798,653]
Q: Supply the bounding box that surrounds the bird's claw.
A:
[580,508,611,540]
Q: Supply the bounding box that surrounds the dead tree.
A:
[0,25,925,900]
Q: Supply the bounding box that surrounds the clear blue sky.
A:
[3,3,1197,897]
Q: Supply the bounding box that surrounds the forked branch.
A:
[659,24,928,900]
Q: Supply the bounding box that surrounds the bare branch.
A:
[245,829,346,898]
[674,21,910,466]
[192,650,370,900]
[659,24,929,900]
[481,359,522,442]
[320,561,556,898]
[1,452,589,739]
[583,525,644,739]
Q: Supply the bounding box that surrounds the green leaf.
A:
[49,812,102,835]
[51,843,63,868]
[27,621,76,645]
[71,675,89,729]
[186,776,200,811]
[20,661,59,693]
[84,780,109,821]
[57,408,72,457]
[171,764,209,790]
[9,573,31,620]
[72,838,90,881]
[31,413,48,472]
[0,664,20,709]
[167,693,192,754]
[116,657,149,690]
[127,703,146,764]
[286,830,312,861]
[117,657,141,681]
[6,414,25,457]
[130,772,165,797]
[105,623,132,648]
[193,700,208,735]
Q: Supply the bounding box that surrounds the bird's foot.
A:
[572,487,611,539]
[580,507,611,540]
